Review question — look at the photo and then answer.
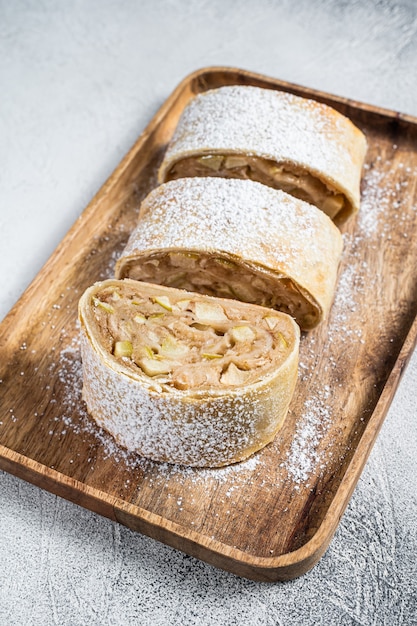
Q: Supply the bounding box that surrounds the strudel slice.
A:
[158,85,367,224]
[79,279,300,467]
[115,178,343,330]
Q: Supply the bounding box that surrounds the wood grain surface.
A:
[0,67,416,581]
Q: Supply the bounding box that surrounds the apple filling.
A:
[118,250,318,330]
[165,154,346,219]
[90,282,295,391]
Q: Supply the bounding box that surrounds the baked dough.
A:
[115,177,343,330]
[79,278,300,467]
[158,85,367,224]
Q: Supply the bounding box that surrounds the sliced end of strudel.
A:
[79,279,300,468]
[115,177,343,330]
[157,85,367,224]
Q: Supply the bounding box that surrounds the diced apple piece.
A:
[230,282,256,301]
[138,357,172,377]
[174,299,191,311]
[134,314,146,324]
[194,301,228,323]
[114,340,133,358]
[152,295,172,311]
[224,155,247,169]
[264,316,279,330]
[144,346,155,359]
[197,155,224,171]
[92,297,114,313]
[230,325,256,343]
[160,335,189,358]
[322,193,344,218]
[220,362,246,386]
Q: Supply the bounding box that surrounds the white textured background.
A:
[1,1,417,624]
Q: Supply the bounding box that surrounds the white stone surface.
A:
[0,1,416,624]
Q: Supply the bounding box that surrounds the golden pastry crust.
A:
[79,279,300,468]
[158,85,367,224]
[115,177,343,330]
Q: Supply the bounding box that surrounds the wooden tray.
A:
[1,67,417,582]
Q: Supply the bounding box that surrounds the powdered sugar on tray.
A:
[357,158,415,240]
[284,390,332,485]
[58,329,144,469]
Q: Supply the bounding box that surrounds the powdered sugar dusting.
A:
[161,85,366,207]
[118,177,343,325]
[326,258,366,346]
[284,390,332,485]
[357,158,416,240]
[57,330,149,470]
[127,177,339,266]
